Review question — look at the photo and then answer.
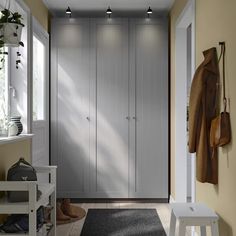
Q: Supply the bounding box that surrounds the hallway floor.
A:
[56,202,192,236]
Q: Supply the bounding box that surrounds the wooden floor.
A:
[56,202,192,236]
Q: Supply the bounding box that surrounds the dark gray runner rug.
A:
[81,209,166,236]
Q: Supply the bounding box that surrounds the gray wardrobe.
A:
[51,17,168,200]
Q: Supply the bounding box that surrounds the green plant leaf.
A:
[0,10,24,27]
[1,9,10,17]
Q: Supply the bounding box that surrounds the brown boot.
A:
[60,198,79,218]
[56,202,71,221]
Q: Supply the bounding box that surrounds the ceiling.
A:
[43,0,175,15]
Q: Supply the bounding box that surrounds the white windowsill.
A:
[0,134,34,145]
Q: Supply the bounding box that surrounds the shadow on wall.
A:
[218,214,233,236]
[52,62,129,198]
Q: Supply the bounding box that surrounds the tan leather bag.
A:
[210,42,231,149]
[210,111,231,147]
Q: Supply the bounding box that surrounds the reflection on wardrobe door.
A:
[51,19,91,198]
[129,19,169,198]
[90,19,129,198]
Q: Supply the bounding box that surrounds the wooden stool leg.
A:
[211,221,219,236]
[200,226,206,236]
[179,220,186,236]
[169,210,176,236]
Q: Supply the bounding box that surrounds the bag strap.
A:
[11,157,35,171]
[218,42,227,112]
[18,157,32,167]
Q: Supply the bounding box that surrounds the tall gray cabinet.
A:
[51,17,168,200]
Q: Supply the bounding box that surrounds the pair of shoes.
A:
[57,199,86,224]
[56,202,70,222]
[60,199,78,218]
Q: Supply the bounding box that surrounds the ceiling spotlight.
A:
[66,6,72,16]
[147,6,153,16]
[106,6,112,17]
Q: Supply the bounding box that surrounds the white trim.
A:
[174,0,196,203]
[169,195,176,203]
[0,134,34,145]
[31,17,50,167]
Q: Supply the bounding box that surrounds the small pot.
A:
[10,116,23,135]
[0,23,23,47]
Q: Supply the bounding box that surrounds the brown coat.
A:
[188,47,219,184]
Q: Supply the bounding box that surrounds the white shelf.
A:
[0,183,55,214]
[0,166,56,236]
[0,224,54,236]
[0,134,34,145]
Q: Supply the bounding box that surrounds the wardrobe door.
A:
[90,19,129,198]
[51,19,91,198]
[129,18,169,199]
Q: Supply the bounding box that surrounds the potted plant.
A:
[0,9,25,69]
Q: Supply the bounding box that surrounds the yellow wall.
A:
[23,0,50,32]
[0,140,31,177]
[195,0,236,235]
[169,0,188,199]
[171,0,236,235]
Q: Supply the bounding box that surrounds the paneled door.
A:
[129,19,169,198]
[51,18,168,199]
[32,18,49,181]
[90,19,129,198]
[51,19,91,198]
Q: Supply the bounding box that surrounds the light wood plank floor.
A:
[56,203,192,236]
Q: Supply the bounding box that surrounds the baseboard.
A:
[69,198,169,203]
[169,195,175,203]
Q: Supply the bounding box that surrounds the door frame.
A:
[174,0,196,203]
[31,17,49,165]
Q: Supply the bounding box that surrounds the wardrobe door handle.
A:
[126,116,130,120]
[132,117,136,120]
[86,117,90,121]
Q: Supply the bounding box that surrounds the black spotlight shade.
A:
[147,6,153,14]
[106,6,112,15]
[66,6,72,14]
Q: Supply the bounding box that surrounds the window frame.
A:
[32,32,47,121]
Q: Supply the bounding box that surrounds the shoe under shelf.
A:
[0,223,54,236]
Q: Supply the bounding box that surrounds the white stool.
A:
[169,203,219,236]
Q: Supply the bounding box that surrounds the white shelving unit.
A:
[0,166,57,236]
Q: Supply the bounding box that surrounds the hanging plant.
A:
[0,8,25,69]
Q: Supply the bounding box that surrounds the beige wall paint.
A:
[23,0,50,32]
[196,0,236,235]
[171,0,236,235]
[0,140,31,178]
[169,0,188,199]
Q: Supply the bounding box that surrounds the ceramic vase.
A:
[10,116,23,135]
